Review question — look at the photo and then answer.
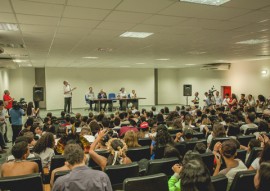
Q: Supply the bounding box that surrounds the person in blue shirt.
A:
[9,101,25,143]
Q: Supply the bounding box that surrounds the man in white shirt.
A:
[63,81,76,114]
[85,87,95,111]
[191,92,200,108]
[215,91,223,107]
[222,93,230,110]
[240,112,258,134]
[118,87,127,111]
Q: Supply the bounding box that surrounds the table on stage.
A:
[91,97,146,111]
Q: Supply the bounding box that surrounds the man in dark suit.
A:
[97,89,107,111]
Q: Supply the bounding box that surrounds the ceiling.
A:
[0,0,270,68]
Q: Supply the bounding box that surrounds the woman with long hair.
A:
[123,130,141,148]
[33,132,55,168]
[89,129,132,171]
[254,162,270,191]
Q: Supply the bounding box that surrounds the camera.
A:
[12,98,27,110]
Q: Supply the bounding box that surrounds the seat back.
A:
[245,128,258,135]
[108,93,116,99]
[200,152,214,175]
[209,137,230,151]
[174,142,186,156]
[154,145,166,159]
[126,146,150,161]
[245,147,263,168]
[185,139,207,151]
[105,163,139,188]
[236,149,247,163]
[50,155,66,173]
[211,174,228,191]
[237,135,256,147]
[54,170,71,183]
[168,129,182,135]
[146,157,179,177]
[193,132,205,139]
[0,173,43,191]
[123,173,169,191]
[138,138,152,146]
[27,157,43,175]
[88,150,110,170]
[229,170,256,191]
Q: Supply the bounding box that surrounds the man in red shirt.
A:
[3,90,13,142]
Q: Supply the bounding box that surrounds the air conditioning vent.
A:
[200,63,231,71]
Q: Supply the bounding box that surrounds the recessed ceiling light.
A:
[259,19,269,23]
[13,59,27,63]
[19,63,32,67]
[120,32,153,39]
[188,51,207,55]
[120,66,130,68]
[261,70,267,74]
[260,29,269,32]
[236,39,269,45]
[0,23,19,31]
[185,64,196,66]
[156,58,170,61]
[82,57,98,59]
[135,63,146,65]
[180,0,230,6]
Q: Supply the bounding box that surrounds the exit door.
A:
[221,86,231,98]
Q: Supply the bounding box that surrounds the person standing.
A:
[191,92,200,108]
[63,81,76,114]
[118,87,127,111]
[85,87,95,111]
[215,91,223,107]
[9,101,25,143]
[3,90,13,142]
[0,100,9,151]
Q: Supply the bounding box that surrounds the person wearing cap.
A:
[138,122,150,138]
[118,87,127,111]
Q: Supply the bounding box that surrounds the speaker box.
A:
[33,87,44,101]
[183,84,192,96]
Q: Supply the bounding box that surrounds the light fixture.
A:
[185,64,196,66]
[120,32,153,39]
[259,19,269,23]
[135,63,146,65]
[260,29,269,32]
[179,0,230,6]
[82,56,98,59]
[236,39,269,45]
[13,59,27,63]
[156,58,170,61]
[19,63,32,67]
[261,70,267,74]
[0,23,19,31]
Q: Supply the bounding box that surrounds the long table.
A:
[89,98,146,112]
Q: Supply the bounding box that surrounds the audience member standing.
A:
[3,90,13,142]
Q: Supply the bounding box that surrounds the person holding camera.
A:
[9,101,25,143]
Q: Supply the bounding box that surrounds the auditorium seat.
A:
[0,173,43,191]
[146,157,179,177]
[50,155,66,173]
[200,152,214,175]
[168,129,182,135]
[138,138,152,146]
[245,147,263,168]
[126,146,151,161]
[27,157,44,176]
[245,128,258,135]
[229,170,256,191]
[237,135,256,147]
[185,139,207,151]
[174,142,186,156]
[88,150,110,170]
[236,149,247,163]
[193,132,205,139]
[154,145,166,159]
[105,162,139,190]
[53,170,71,183]
[209,137,231,151]
[211,174,228,191]
[123,173,169,191]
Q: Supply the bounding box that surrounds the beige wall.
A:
[45,68,155,110]
[0,69,10,96]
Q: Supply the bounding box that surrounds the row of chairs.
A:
[0,169,257,191]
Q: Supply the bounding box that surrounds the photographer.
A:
[9,101,25,143]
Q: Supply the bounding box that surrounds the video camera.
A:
[12,98,27,110]
[208,86,216,97]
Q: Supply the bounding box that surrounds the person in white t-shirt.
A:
[213,140,247,191]
[215,91,223,107]
[240,112,258,134]
[118,87,127,111]
[85,87,95,111]
[63,81,76,114]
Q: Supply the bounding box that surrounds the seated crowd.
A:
[1,93,270,191]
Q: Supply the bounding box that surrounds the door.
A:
[221,86,231,98]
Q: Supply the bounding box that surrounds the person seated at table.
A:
[85,87,96,111]
[118,87,127,111]
[1,141,38,177]
[98,89,107,111]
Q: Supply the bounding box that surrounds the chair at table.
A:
[123,173,169,191]
[0,173,43,191]
[108,93,117,111]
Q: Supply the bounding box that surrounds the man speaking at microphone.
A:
[63,81,76,114]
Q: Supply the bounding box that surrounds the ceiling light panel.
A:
[236,39,269,45]
[120,32,153,38]
[0,23,18,31]
[180,0,231,6]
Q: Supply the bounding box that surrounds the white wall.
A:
[45,68,155,110]
[8,68,35,102]
[158,69,180,104]
[0,69,10,96]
